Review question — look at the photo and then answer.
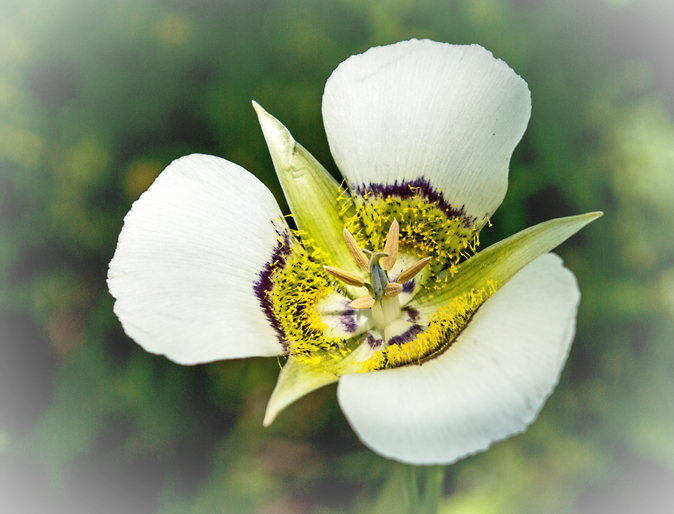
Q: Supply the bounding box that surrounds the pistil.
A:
[378,294,402,331]
[369,260,388,301]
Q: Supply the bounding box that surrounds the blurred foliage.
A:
[1,0,674,512]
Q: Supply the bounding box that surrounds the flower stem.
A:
[421,465,446,514]
[401,465,420,511]
[400,464,446,514]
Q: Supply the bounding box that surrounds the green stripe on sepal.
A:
[253,101,358,272]
[413,212,602,313]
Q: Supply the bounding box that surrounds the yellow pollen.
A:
[266,184,493,370]
[269,233,346,364]
[359,281,500,371]
[338,187,483,295]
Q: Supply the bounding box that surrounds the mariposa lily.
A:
[108,39,600,465]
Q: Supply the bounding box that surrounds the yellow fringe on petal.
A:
[338,186,483,293]
[268,232,345,364]
[359,281,500,371]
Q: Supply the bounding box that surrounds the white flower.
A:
[108,39,600,465]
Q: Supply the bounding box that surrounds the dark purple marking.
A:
[406,308,420,322]
[330,308,356,316]
[340,313,357,333]
[387,324,424,347]
[253,229,292,350]
[365,332,383,349]
[353,178,476,226]
[402,279,415,293]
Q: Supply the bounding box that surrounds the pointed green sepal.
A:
[263,340,376,426]
[263,357,340,426]
[253,101,359,273]
[414,212,602,312]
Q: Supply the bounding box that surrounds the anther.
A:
[323,265,365,287]
[343,228,369,272]
[385,282,403,297]
[382,219,399,271]
[349,295,375,309]
[396,256,432,284]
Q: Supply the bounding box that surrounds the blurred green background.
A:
[1,0,673,512]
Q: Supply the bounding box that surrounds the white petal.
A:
[322,39,531,223]
[337,253,579,464]
[108,154,287,364]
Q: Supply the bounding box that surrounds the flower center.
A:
[323,219,431,336]
[257,183,499,370]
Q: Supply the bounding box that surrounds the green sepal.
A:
[253,102,359,273]
[413,212,602,313]
[263,340,375,426]
[263,357,339,427]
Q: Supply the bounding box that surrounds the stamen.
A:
[385,282,403,297]
[349,295,375,309]
[396,256,432,284]
[343,228,369,272]
[382,219,399,271]
[323,265,365,287]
